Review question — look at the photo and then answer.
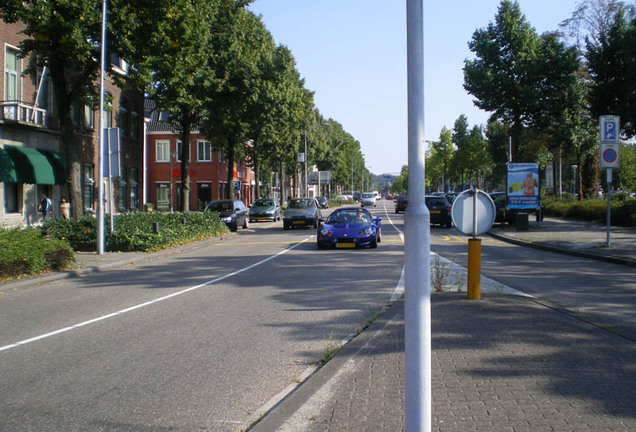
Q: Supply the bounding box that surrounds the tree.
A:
[1,0,109,219]
[115,0,241,211]
[463,0,540,161]
[586,4,636,138]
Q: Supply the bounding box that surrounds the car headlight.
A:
[320,227,330,236]
[221,216,233,223]
[363,227,374,236]
[265,209,274,215]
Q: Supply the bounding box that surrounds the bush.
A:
[45,211,228,252]
[0,227,74,280]
[544,198,636,227]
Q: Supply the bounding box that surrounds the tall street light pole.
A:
[405,1,431,431]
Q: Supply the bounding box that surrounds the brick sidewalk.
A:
[252,294,636,432]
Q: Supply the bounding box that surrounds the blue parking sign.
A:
[599,116,620,143]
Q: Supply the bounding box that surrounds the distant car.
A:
[386,195,394,200]
[425,195,452,228]
[283,197,322,229]
[352,192,361,202]
[249,198,281,222]
[316,196,329,209]
[489,192,514,223]
[394,196,408,213]
[205,199,248,232]
[360,192,377,207]
[317,207,381,249]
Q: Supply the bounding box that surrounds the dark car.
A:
[316,196,329,209]
[489,192,514,223]
[394,196,408,213]
[425,195,452,228]
[205,199,248,232]
[283,197,322,230]
[317,207,381,249]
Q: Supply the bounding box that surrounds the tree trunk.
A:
[178,108,193,212]
[225,143,236,199]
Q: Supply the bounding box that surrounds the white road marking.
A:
[0,237,313,353]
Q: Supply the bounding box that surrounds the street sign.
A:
[599,115,620,143]
[600,143,620,168]
[451,189,496,237]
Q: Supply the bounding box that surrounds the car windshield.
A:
[328,210,371,224]
[207,201,232,211]
[362,193,374,198]
[254,199,274,206]
[289,199,312,209]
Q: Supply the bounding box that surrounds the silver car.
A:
[283,197,322,230]
[249,198,281,222]
[360,192,377,207]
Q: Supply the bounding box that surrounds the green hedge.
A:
[0,228,74,280]
[44,211,229,252]
[544,198,636,227]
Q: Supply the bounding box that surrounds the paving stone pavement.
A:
[252,294,636,432]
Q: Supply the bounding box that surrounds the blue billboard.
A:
[507,163,539,210]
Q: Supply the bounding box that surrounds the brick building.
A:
[0,20,144,226]
[144,99,255,211]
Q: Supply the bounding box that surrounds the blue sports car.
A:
[317,207,382,249]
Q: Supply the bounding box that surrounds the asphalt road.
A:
[0,206,404,432]
[426,217,636,338]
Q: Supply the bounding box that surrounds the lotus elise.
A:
[316,207,381,249]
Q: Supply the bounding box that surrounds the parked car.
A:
[249,198,281,222]
[386,195,394,200]
[316,196,329,209]
[205,199,248,232]
[283,197,322,229]
[489,192,514,223]
[425,195,452,228]
[394,196,408,213]
[317,207,381,249]
[360,192,377,208]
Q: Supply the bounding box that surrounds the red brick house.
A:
[144,99,255,211]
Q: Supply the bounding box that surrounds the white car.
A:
[360,192,377,207]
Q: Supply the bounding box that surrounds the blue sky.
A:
[248,0,580,175]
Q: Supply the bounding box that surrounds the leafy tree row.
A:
[0,0,365,215]
[425,0,636,198]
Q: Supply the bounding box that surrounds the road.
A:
[0,205,404,432]
[2,201,634,431]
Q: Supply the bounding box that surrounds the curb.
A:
[488,231,636,268]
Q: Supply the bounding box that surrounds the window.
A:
[175,141,182,162]
[84,105,94,129]
[36,67,50,110]
[130,168,139,209]
[156,141,169,162]
[4,183,20,213]
[218,151,227,163]
[83,164,95,211]
[5,47,20,101]
[118,167,127,210]
[131,106,139,139]
[197,140,212,162]
[118,102,129,136]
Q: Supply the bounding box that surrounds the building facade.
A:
[0,20,144,226]
[144,100,255,211]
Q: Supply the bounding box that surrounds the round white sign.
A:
[451,189,496,236]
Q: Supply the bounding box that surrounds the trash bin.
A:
[516,212,529,231]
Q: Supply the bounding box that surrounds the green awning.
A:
[0,146,67,185]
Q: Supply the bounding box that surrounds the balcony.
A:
[1,101,48,127]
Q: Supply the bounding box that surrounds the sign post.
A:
[599,116,620,247]
[451,189,496,300]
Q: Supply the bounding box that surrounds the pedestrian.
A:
[60,197,70,220]
[38,193,52,221]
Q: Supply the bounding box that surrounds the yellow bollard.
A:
[467,238,481,300]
